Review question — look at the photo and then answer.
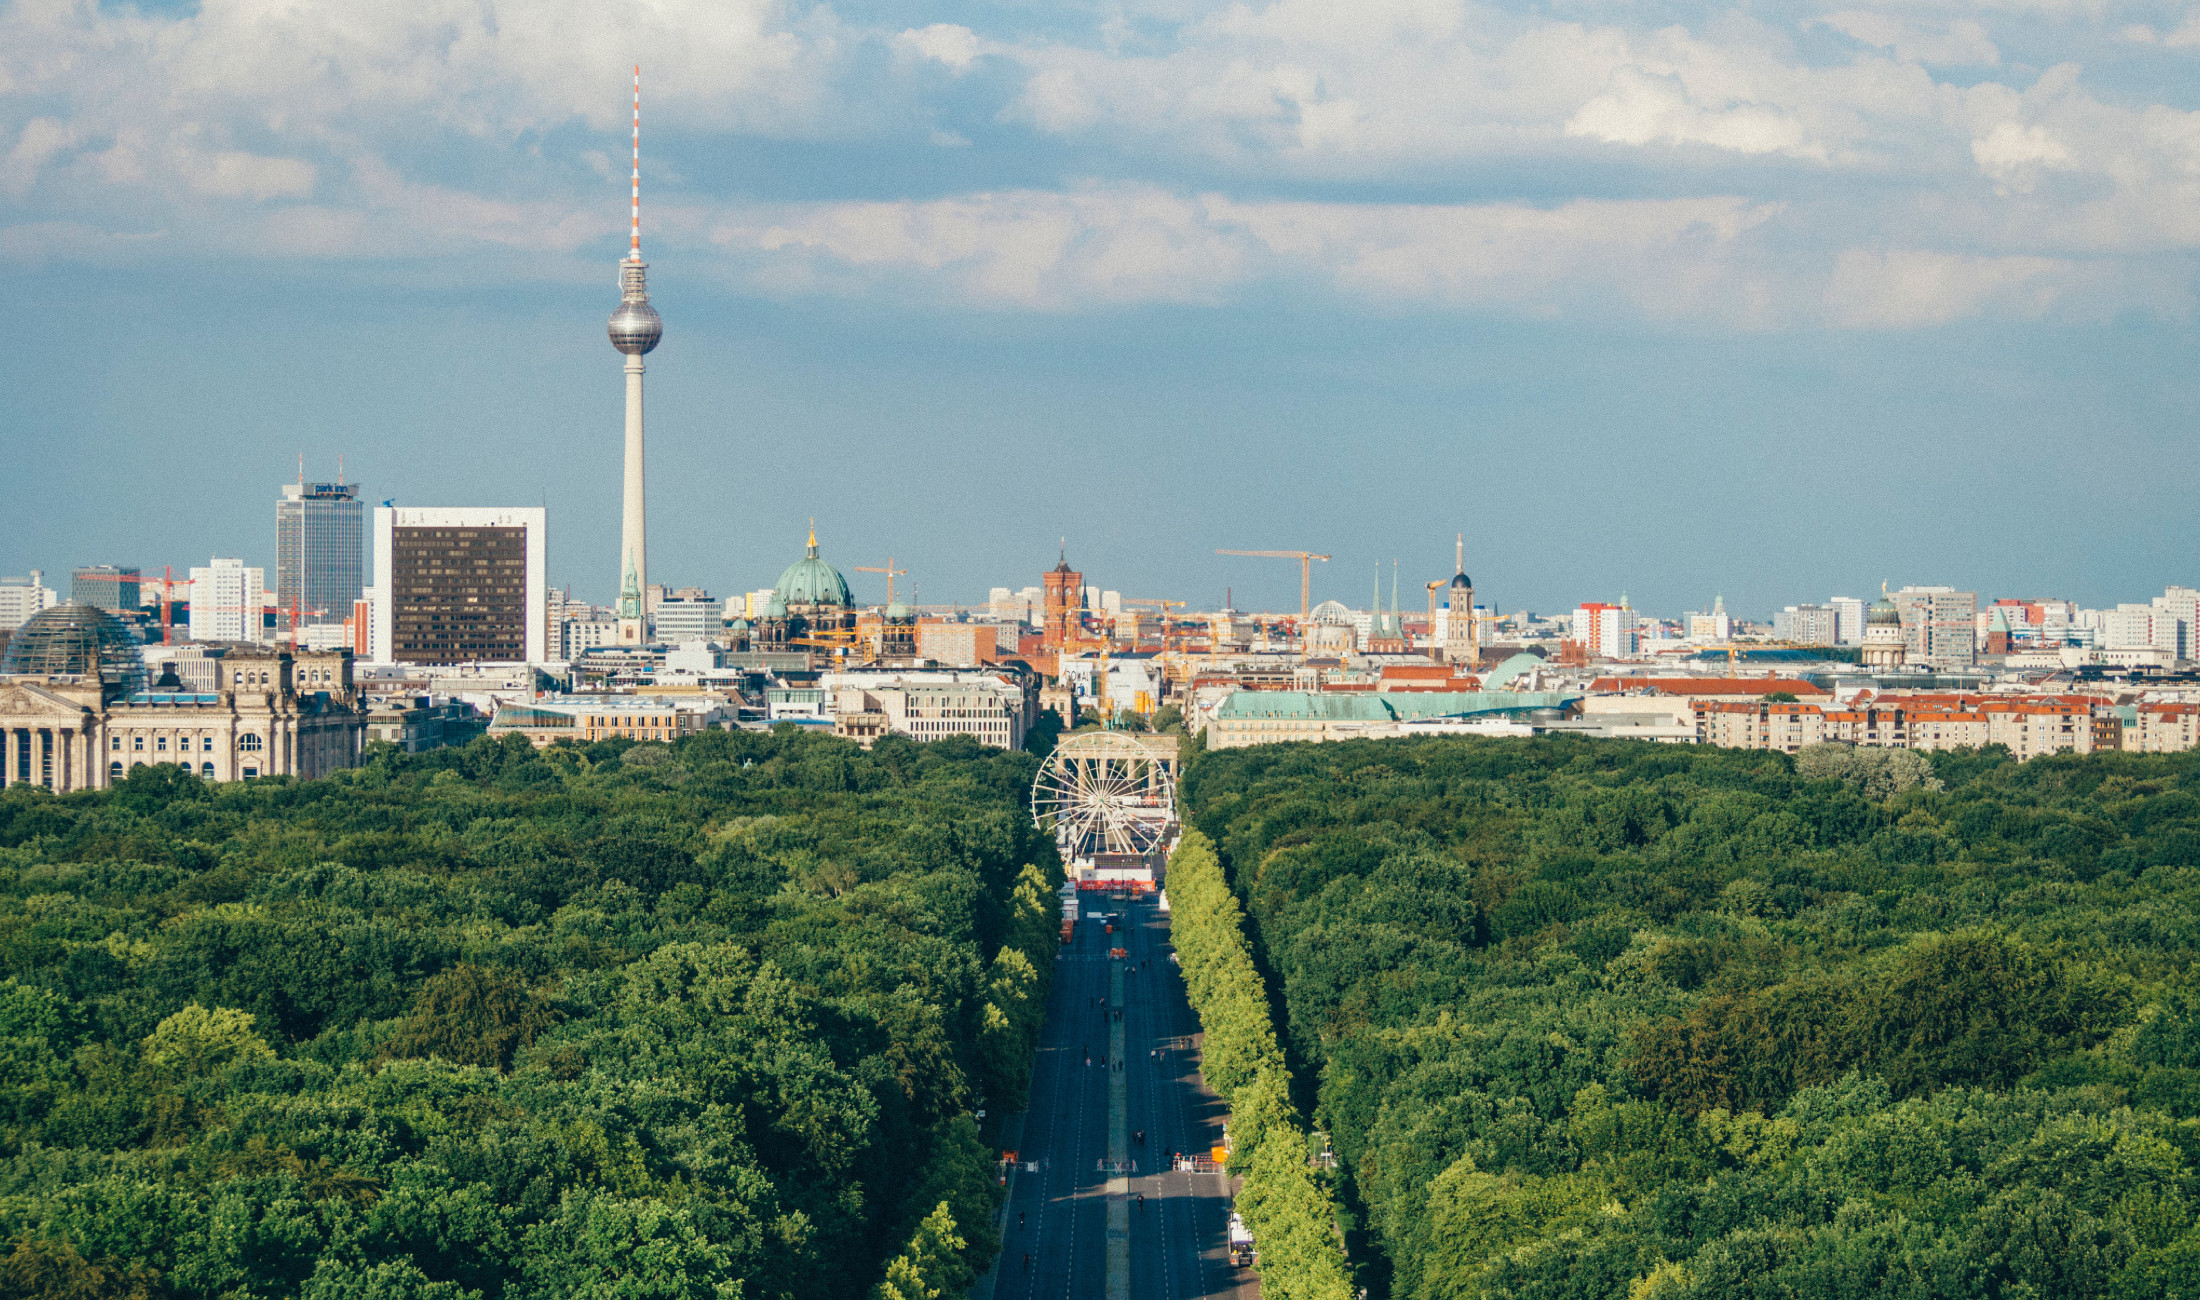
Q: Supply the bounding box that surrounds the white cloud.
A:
[709,183,1798,321]
[190,150,317,200]
[1813,12,2000,66]
[0,0,2197,328]
[2,117,73,198]
[1970,121,2071,193]
[898,24,986,72]
[1566,66,1820,158]
[1822,247,2063,326]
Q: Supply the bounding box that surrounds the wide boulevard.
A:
[986,891,1257,1300]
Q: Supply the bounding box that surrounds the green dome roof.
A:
[1867,598,1901,626]
[773,529,850,610]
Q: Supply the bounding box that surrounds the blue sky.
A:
[2,0,2197,619]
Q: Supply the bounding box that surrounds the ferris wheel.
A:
[1030,731,1181,859]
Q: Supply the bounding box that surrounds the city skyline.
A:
[4,3,2197,616]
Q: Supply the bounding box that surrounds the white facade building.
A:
[2154,587,2198,660]
[821,668,1031,749]
[0,573,58,631]
[1829,597,1865,645]
[2104,603,2170,653]
[653,596,716,645]
[559,617,619,661]
[1687,596,1732,644]
[189,558,267,644]
[1774,604,1839,645]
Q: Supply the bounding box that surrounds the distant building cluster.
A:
[9,116,2197,789]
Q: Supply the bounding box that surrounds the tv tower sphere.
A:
[608,276,662,355]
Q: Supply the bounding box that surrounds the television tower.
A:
[608,65,663,645]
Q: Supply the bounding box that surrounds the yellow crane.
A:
[854,558,907,608]
[1215,550,1330,627]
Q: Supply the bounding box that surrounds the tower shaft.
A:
[619,351,647,642]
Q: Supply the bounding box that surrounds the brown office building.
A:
[371,508,548,665]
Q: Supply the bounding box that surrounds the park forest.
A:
[1183,736,2200,1300]
[0,729,1061,1300]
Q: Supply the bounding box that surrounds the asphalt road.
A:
[988,892,1257,1300]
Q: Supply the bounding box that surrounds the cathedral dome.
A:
[0,602,146,697]
[1449,571,1473,590]
[774,530,853,609]
[1867,598,1901,627]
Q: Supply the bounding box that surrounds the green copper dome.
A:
[774,529,851,609]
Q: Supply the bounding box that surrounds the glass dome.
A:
[0,602,147,697]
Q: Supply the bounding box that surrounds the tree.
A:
[378,964,555,1071]
[870,1203,967,1300]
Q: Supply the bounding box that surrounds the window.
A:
[156,736,167,751]
[109,761,122,778]
[202,737,214,752]
[242,766,258,778]
[239,734,263,752]
[110,736,121,751]
[133,735,143,751]
[202,762,215,777]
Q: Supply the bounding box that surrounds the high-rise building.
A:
[1572,601,1639,658]
[1828,596,1865,645]
[0,572,58,631]
[1892,586,1978,669]
[654,591,716,644]
[1686,595,1732,643]
[188,558,267,643]
[2153,586,2197,660]
[276,478,364,635]
[607,67,664,648]
[71,566,140,613]
[1774,604,1838,645]
[371,507,548,665]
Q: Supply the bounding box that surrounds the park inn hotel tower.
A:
[607,65,664,645]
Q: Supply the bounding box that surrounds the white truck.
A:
[1227,1212,1256,1267]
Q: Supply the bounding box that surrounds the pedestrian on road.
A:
[1136,1194,1145,1211]
[1135,1129,1145,1146]
[1018,1212,1026,1231]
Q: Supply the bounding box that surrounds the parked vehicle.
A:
[1227,1212,1256,1267]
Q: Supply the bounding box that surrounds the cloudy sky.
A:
[2,0,2196,618]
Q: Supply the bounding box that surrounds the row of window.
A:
[110,733,263,752]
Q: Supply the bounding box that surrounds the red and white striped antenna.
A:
[628,64,642,263]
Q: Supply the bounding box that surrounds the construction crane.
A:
[1117,598,1184,644]
[65,567,285,647]
[854,558,907,608]
[1215,550,1330,627]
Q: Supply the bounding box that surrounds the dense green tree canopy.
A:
[1183,736,2200,1300]
[0,728,1059,1300]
